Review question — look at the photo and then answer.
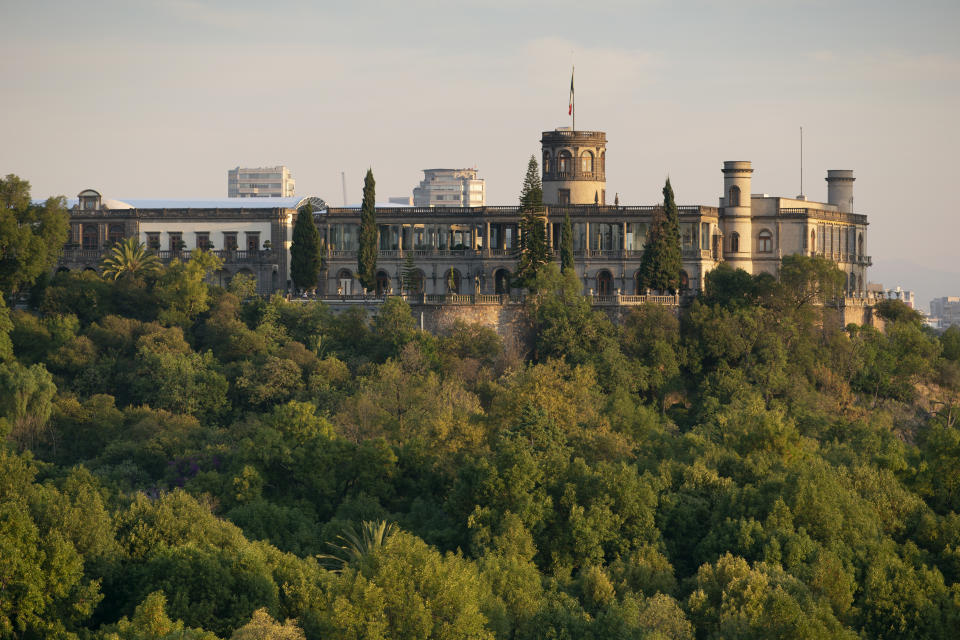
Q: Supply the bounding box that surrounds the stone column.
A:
[485,221,491,257]
[584,221,590,257]
[398,224,404,256]
[622,221,628,254]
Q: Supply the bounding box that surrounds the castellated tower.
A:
[721,160,754,272]
[541,129,607,205]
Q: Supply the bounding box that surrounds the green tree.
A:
[402,254,419,294]
[155,250,224,327]
[560,211,575,274]
[637,178,682,293]
[289,204,322,293]
[358,168,378,291]
[101,237,162,281]
[515,156,549,289]
[0,361,57,448]
[231,608,306,640]
[0,174,70,297]
[942,325,960,362]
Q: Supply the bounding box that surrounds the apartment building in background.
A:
[413,168,485,207]
[228,165,295,198]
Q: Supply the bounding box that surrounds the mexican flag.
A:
[568,67,574,116]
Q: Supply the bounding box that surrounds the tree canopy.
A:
[0,174,69,297]
[290,204,322,293]
[358,169,378,292]
[637,178,682,293]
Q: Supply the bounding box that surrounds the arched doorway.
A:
[679,270,690,291]
[337,269,353,296]
[634,271,644,294]
[108,224,124,245]
[446,268,461,294]
[494,269,511,294]
[596,270,613,295]
[375,271,391,296]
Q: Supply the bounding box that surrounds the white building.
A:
[413,168,485,207]
[228,166,295,198]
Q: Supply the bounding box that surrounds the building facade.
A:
[318,129,869,297]
[58,127,870,301]
[228,166,296,198]
[931,297,960,329]
[58,189,323,294]
[412,169,485,207]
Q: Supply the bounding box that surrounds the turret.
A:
[720,161,754,271]
[541,129,606,205]
[825,170,855,213]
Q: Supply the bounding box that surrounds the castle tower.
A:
[541,129,606,205]
[720,160,754,272]
[825,169,855,213]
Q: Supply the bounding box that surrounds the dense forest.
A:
[3,186,960,638]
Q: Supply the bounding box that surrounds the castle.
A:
[57,127,870,298]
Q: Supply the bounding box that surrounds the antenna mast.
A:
[799,126,804,198]
[341,171,347,206]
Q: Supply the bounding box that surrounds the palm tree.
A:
[317,520,397,573]
[100,237,161,280]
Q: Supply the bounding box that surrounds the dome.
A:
[101,198,134,210]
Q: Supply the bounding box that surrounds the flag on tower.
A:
[568,67,575,116]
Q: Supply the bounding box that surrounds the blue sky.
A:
[2,0,958,308]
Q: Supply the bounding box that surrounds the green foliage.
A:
[638,178,682,292]
[942,325,960,362]
[358,168,378,291]
[0,231,958,639]
[515,155,549,289]
[0,174,70,296]
[155,250,224,327]
[875,298,925,326]
[101,237,162,281]
[560,211,575,274]
[289,205,322,292]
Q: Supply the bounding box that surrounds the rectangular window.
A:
[146,232,160,250]
[196,232,211,250]
[701,223,711,250]
[169,232,183,252]
[223,232,238,251]
[680,223,696,250]
[245,232,260,251]
[558,189,571,205]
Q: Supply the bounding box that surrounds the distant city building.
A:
[931,296,960,329]
[228,166,295,198]
[882,286,916,309]
[413,168,485,207]
[389,196,413,206]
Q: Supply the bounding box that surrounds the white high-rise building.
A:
[413,168,485,207]
[228,166,295,198]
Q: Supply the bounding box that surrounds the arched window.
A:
[848,272,856,294]
[730,231,740,253]
[858,232,863,257]
[600,151,605,174]
[758,229,773,253]
[857,274,863,294]
[581,151,594,173]
[494,269,511,294]
[679,270,690,291]
[810,229,816,253]
[108,224,124,245]
[543,152,550,174]
[557,150,572,174]
[596,270,613,295]
[728,185,741,207]
[82,225,99,250]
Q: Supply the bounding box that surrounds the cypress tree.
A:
[560,211,575,274]
[358,168,378,291]
[290,204,322,292]
[401,254,418,294]
[638,177,683,293]
[516,155,548,289]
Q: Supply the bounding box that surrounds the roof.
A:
[35,195,319,210]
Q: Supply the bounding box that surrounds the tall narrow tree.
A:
[515,155,548,289]
[638,177,683,293]
[358,168,378,291]
[290,204,322,293]
[560,211,575,274]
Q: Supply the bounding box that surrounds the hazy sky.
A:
[2,0,958,309]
